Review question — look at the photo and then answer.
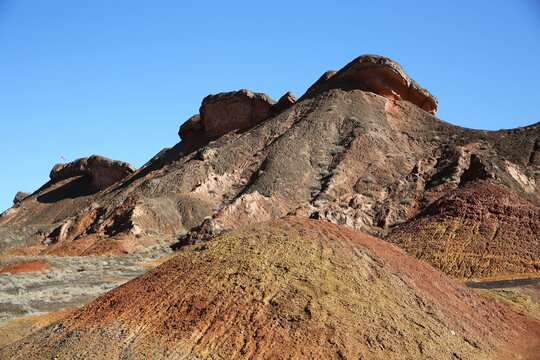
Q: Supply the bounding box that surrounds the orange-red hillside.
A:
[2,219,539,359]
[386,180,540,280]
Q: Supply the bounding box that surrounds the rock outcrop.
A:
[86,155,136,189]
[48,155,135,190]
[1,56,540,358]
[271,91,298,115]
[12,191,29,204]
[3,219,539,359]
[179,91,297,141]
[306,55,438,115]
[178,114,201,140]
[49,158,89,181]
[2,55,539,275]
[199,89,276,136]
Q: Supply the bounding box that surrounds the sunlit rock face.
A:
[306,54,438,115]
[49,155,135,190]
[200,89,276,136]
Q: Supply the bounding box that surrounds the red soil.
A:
[2,219,539,359]
[387,180,540,280]
[0,260,52,274]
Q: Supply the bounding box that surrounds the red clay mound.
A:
[0,260,52,274]
[2,219,539,359]
[386,180,540,280]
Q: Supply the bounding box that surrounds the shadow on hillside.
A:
[37,176,99,203]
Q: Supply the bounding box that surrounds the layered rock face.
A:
[12,192,29,204]
[386,180,540,280]
[49,155,135,189]
[3,219,538,359]
[305,55,438,115]
[199,89,276,136]
[179,90,298,140]
[334,54,438,115]
[1,54,540,359]
[86,155,136,189]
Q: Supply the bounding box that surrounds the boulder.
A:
[13,191,29,204]
[48,156,135,189]
[49,158,89,181]
[271,91,298,115]
[178,114,202,140]
[305,55,438,115]
[200,89,276,136]
[334,54,438,115]
[87,155,136,189]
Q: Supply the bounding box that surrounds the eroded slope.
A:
[2,219,539,359]
[386,180,540,280]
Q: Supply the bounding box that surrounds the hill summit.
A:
[2,54,538,280]
[0,55,539,359]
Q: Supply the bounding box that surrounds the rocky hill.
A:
[2,55,538,280]
[1,55,539,359]
[386,179,540,280]
[2,219,539,359]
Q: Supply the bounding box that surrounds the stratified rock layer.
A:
[86,155,136,189]
[386,180,540,280]
[2,219,539,360]
[305,55,438,115]
[49,155,135,190]
[200,89,276,136]
[335,55,438,115]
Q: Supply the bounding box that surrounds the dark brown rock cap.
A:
[87,155,136,189]
[49,158,89,181]
[13,191,30,204]
[306,55,438,115]
[178,114,202,140]
[48,155,136,189]
[271,91,298,115]
[199,89,276,136]
[179,90,298,140]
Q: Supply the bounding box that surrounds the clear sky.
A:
[1,0,539,213]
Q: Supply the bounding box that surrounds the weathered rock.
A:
[200,89,276,136]
[48,156,135,190]
[386,180,540,280]
[307,55,438,115]
[49,158,89,181]
[2,56,539,271]
[13,191,29,204]
[86,155,136,189]
[178,114,202,140]
[336,54,438,115]
[271,91,298,115]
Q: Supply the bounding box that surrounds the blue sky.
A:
[0,0,539,213]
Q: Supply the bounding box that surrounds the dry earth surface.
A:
[0,242,172,324]
[2,219,539,359]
